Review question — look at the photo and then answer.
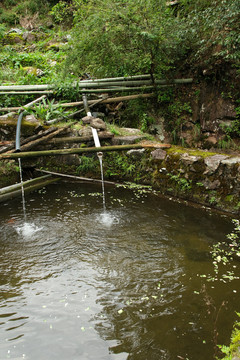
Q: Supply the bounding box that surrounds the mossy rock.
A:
[0,113,41,140]
[3,32,24,45]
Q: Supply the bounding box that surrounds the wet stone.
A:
[180,153,200,165]
[221,157,240,166]
[204,154,228,174]
[127,149,145,158]
[151,149,167,160]
[112,135,146,145]
[90,118,106,131]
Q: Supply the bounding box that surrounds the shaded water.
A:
[0,183,239,360]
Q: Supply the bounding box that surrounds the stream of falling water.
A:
[18,157,27,222]
[98,153,106,211]
[91,127,106,211]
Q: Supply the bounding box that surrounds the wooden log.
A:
[0,175,51,195]
[0,143,171,160]
[0,177,60,203]
[14,123,76,152]
[0,127,57,154]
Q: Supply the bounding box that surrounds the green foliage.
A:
[65,0,176,77]
[26,98,66,122]
[0,24,6,42]
[140,113,155,133]
[76,155,98,174]
[206,219,240,282]
[219,312,240,360]
[167,172,192,192]
[180,0,240,67]
[166,100,192,144]
[50,1,75,24]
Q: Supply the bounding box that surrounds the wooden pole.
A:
[0,143,171,160]
[0,127,57,154]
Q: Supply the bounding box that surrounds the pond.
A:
[0,182,239,360]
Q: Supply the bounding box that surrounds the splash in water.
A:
[97,153,106,211]
[16,222,42,238]
[97,211,119,227]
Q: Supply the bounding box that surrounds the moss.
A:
[224,195,234,202]
[3,32,24,45]
[166,146,223,159]
[0,160,19,188]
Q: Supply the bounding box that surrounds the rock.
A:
[79,127,93,137]
[81,116,94,124]
[22,67,44,77]
[24,114,39,125]
[151,149,167,160]
[127,149,145,158]
[202,179,221,190]
[112,135,146,145]
[121,128,142,135]
[7,28,23,34]
[221,157,240,166]
[204,154,228,174]
[22,31,37,43]
[4,33,24,45]
[180,153,200,165]
[90,118,106,131]
[204,135,218,147]
[199,86,237,133]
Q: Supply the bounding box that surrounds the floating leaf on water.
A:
[152,295,158,299]
[118,309,123,314]
[81,327,85,332]
[85,307,90,311]
[50,324,53,329]
[42,305,47,308]
[194,291,199,295]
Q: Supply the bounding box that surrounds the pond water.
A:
[0,182,239,360]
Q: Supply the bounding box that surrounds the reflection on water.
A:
[0,183,239,360]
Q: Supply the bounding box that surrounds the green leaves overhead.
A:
[65,0,240,78]
[66,0,172,77]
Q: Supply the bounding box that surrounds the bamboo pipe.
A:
[0,143,171,160]
[0,91,53,95]
[0,93,155,112]
[79,74,152,82]
[0,175,51,195]
[0,177,60,203]
[0,78,193,92]
[35,169,117,185]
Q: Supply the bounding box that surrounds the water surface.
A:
[0,183,239,360]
